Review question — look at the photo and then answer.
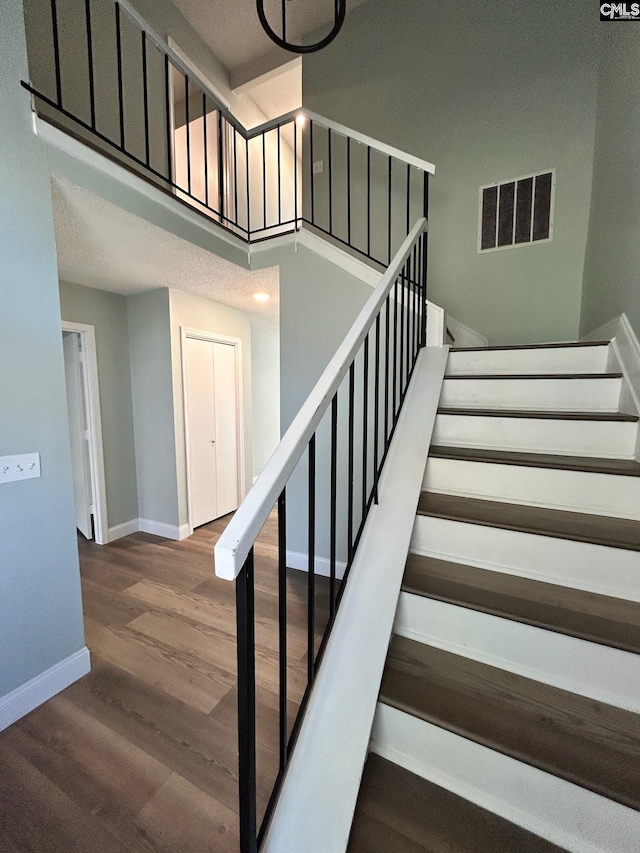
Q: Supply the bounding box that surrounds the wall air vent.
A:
[478,170,555,253]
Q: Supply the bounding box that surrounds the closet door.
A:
[185,336,239,529]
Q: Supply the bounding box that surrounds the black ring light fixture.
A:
[257,0,346,54]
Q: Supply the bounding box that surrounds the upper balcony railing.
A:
[22,0,434,267]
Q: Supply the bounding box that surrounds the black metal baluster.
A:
[384,295,390,444]
[84,0,95,129]
[310,120,315,225]
[328,128,333,236]
[393,278,398,417]
[218,111,225,223]
[164,55,172,182]
[202,95,209,208]
[50,0,63,107]
[362,335,369,513]
[373,313,381,504]
[233,129,239,229]
[294,119,299,229]
[246,137,251,237]
[307,435,316,682]
[277,125,282,226]
[277,489,288,772]
[347,363,355,565]
[141,32,150,166]
[184,76,191,195]
[347,136,352,247]
[399,267,405,401]
[329,395,338,619]
[262,132,267,230]
[236,550,257,853]
[421,175,429,345]
[115,3,125,149]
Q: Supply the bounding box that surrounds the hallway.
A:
[0,517,329,853]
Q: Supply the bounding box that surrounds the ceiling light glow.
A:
[252,292,271,302]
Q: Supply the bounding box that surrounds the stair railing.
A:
[215,216,429,851]
[21,0,434,264]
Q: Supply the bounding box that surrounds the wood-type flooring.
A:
[0,514,330,853]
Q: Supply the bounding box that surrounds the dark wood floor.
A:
[0,514,330,853]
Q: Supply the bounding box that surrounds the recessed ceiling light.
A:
[252,292,271,302]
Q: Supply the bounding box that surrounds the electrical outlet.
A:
[313,160,324,175]
[0,453,41,484]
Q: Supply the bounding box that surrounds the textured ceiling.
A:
[51,178,279,331]
[171,0,370,74]
[248,63,302,120]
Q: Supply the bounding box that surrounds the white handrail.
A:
[214,217,428,581]
[246,110,436,176]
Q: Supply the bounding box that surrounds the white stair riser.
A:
[440,377,622,412]
[423,458,640,520]
[433,414,638,459]
[371,704,640,853]
[395,593,640,712]
[446,345,610,377]
[411,515,640,602]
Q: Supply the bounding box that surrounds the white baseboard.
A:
[139,518,190,541]
[109,518,190,542]
[446,315,489,348]
[0,647,91,731]
[107,518,140,542]
[582,312,640,416]
[295,228,382,288]
[286,549,347,581]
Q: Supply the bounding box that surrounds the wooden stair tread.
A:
[417,491,640,551]
[348,753,566,852]
[450,341,610,353]
[430,445,640,477]
[444,372,622,380]
[380,637,640,811]
[437,407,639,423]
[403,553,640,654]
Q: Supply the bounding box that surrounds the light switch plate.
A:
[0,453,41,484]
[313,160,324,174]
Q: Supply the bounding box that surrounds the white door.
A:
[185,336,240,528]
[63,332,93,539]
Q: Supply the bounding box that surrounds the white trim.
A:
[61,321,109,545]
[478,169,556,254]
[215,219,428,580]
[138,518,190,540]
[294,228,383,287]
[286,550,347,581]
[181,327,246,537]
[262,347,449,853]
[107,518,140,542]
[445,315,489,348]
[0,648,90,731]
[371,705,640,853]
[582,313,640,416]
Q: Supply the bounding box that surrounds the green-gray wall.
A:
[127,288,179,528]
[580,27,640,339]
[0,0,85,699]
[58,281,138,529]
[303,0,600,345]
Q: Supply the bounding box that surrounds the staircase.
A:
[348,340,640,852]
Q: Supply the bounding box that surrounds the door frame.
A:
[61,321,109,545]
[181,327,246,536]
